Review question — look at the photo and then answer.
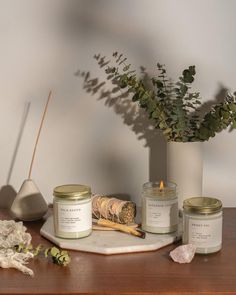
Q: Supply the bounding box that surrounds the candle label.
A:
[57,202,92,232]
[188,217,222,248]
[146,198,178,227]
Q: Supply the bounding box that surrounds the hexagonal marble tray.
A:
[40,216,182,255]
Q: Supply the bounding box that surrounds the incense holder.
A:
[10,179,48,221]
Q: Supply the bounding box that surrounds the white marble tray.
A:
[40,216,182,255]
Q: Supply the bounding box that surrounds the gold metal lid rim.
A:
[183,196,222,214]
[53,184,91,199]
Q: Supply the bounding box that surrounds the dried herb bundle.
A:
[92,195,136,224]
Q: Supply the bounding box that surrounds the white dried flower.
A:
[0,220,33,276]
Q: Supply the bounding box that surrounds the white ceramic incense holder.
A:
[10,179,48,221]
[10,91,52,221]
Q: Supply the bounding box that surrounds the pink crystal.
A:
[170,244,196,263]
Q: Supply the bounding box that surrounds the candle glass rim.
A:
[143,181,177,191]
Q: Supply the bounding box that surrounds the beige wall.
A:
[0,0,236,207]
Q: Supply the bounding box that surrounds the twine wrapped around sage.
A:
[92,195,136,225]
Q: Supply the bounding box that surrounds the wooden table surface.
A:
[0,208,236,295]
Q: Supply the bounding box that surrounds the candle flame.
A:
[159,180,164,190]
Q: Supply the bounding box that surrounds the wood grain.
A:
[0,208,236,295]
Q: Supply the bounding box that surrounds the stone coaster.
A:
[40,216,182,255]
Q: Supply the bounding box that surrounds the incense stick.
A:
[97,218,146,239]
[28,91,52,179]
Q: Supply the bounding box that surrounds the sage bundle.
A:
[92,195,136,224]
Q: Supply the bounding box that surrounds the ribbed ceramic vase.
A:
[10,179,48,221]
[167,142,203,211]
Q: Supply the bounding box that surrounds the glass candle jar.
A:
[53,184,92,239]
[141,181,178,233]
[183,197,223,254]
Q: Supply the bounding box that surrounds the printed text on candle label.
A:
[188,217,222,248]
[58,203,92,232]
[146,198,178,227]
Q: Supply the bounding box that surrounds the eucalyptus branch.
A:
[14,244,71,267]
[89,52,236,142]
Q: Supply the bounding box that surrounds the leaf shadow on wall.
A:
[76,69,167,183]
[57,0,167,186]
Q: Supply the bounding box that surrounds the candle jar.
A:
[141,181,178,233]
[53,184,92,239]
[183,197,223,254]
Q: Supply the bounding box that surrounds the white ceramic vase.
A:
[167,141,203,211]
[10,179,48,221]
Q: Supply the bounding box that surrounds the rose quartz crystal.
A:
[170,244,197,263]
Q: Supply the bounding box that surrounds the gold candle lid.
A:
[53,184,91,200]
[183,197,222,214]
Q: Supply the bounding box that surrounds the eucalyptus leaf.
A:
[232,120,236,129]
[229,103,236,112]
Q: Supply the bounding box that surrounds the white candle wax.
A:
[141,181,178,234]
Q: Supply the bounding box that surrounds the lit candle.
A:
[141,181,178,233]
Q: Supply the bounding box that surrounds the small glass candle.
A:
[141,181,178,233]
[53,184,92,239]
[183,197,222,254]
